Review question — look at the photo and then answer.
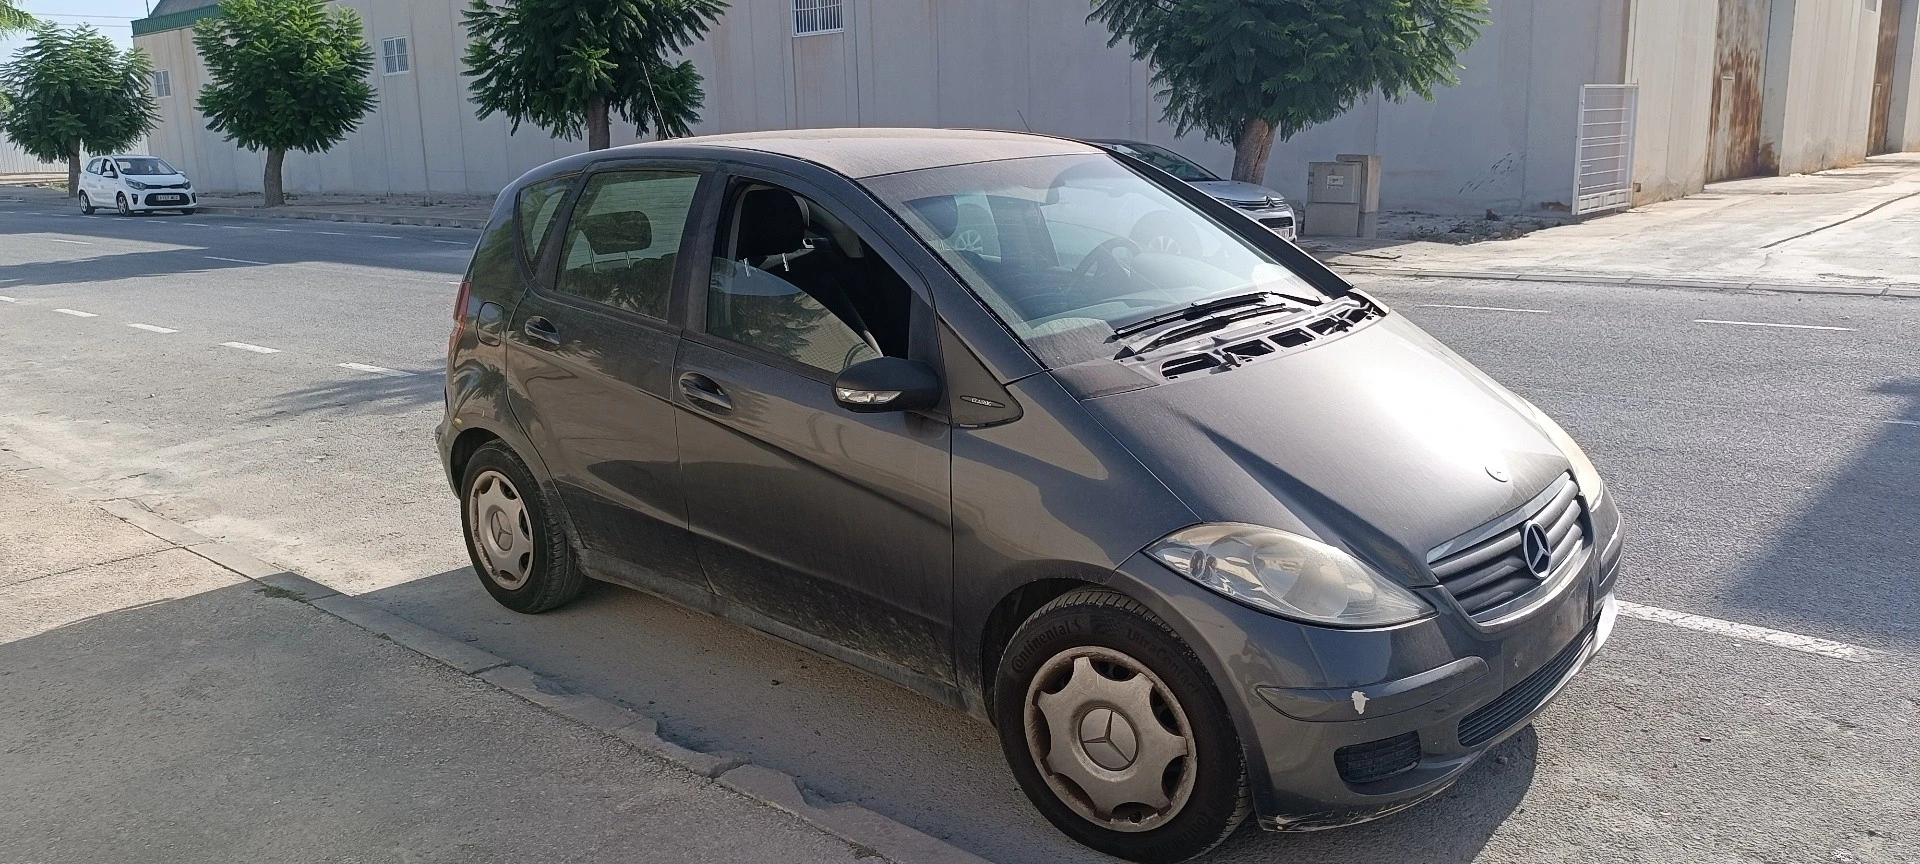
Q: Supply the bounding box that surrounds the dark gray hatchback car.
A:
[438,129,1623,863]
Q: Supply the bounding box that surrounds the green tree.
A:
[463,0,727,151]
[0,1,38,32]
[0,25,156,198]
[1090,0,1488,184]
[194,0,376,206]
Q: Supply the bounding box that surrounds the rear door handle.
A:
[522,316,561,347]
[678,373,733,413]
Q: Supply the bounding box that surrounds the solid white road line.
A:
[45,238,91,245]
[52,309,97,317]
[1618,600,1875,662]
[219,341,280,354]
[127,323,179,333]
[337,362,411,377]
[204,255,270,265]
[1419,303,1552,314]
[1694,318,1855,332]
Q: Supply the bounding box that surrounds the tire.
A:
[79,192,95,215]
[115,193,131,216]
[178,208,196,216]
[995,588,1251,863]
[458,442,587,613]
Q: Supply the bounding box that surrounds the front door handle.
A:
[522,316,561,347]
[678,373,733,413]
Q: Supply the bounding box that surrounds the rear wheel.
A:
[459,442,587,613]
[78,192,95,215]
[995,588,1251,863]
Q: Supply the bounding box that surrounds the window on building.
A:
[153,70,172,98]
[381,36,411,75]
[793,0,843,36]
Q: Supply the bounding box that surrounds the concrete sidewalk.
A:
[0,457,902,864]
[192,191,495,229]
[1308,152,1920,296]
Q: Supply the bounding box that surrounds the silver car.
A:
[1091,139,1297,240]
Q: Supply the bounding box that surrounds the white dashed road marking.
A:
[1889,419,1920,427]
[266,228,294,233]
[205,256,270,265]
[431,239,468,245]
[1619,600,1875,662]
[371,235,403,240]
[45,238,91,245]
[127,323,179,333]
[52,309,97,318]
[316,231,347,236]
[1694,318,1855,332]
[182,222,211,227]
[1420,304,1551,314]
[220,341,280,354]
[0,296,17,303]
[337,362,412,377]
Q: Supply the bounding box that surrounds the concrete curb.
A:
[192,205,487,231]
[4,454,984,864]
[1334,265,1919,298]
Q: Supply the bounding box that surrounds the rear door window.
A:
[551,170,702,321]
[516,176,574,267]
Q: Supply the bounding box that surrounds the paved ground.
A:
[1309,152,1920,293]
[2,176,1917,863]
[0,463,881,864]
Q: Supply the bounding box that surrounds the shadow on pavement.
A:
[360,564,1534,864]
[254,367,444,419]
[0,247,264,290]
[1725,378,1920,648]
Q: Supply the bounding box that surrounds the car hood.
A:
[1189,180,1287,206]
[125,174,190,185]
[1074,315,1568,586]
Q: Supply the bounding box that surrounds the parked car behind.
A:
[438,129,1622,863]
[77,155,197,216]
[1088,139,1297,240]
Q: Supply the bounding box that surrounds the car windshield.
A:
[867,154,1327,368]
[1102,142,1217,183]
[114,158,177,176]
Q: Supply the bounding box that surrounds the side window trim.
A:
[529,160,716,329]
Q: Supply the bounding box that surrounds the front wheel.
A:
[114,193,131,216]
[459,442,587,613]
[178,208,196,216]
[78,192,95,215]
[995,588,1251,863]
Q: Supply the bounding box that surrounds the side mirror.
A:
[833,356,941,414]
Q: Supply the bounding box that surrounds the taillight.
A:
[449,279,473,352]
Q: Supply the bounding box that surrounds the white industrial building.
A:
[133,0,1920,216]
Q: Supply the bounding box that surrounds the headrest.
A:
[909,196,959,238]
[735,189,806,259]
[577,210,653,254]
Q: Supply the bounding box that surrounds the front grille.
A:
[1231,197,1280,210]
[1334,732,1420,785]
[1428,473,1586,619]
[1457,629,1590,747]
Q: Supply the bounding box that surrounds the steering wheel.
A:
[1067,236,1142,296]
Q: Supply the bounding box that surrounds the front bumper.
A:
[1241,207,1297,241]
[1105,490,1623,830]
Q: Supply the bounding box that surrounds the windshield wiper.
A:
[1108,290,1316,340]
[1114,300,1305,359]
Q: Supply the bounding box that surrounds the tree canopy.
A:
[0,25,156,196]
[0,2,37,32]
[194,0,376,205]
[1090,0,1488,183]
[463,0,728,150]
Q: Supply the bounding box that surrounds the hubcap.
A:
[1024,646,1197,832]
[467,469,534,590]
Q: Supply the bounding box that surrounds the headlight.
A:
[1531,407,1604,500]
[126,180,148,190]
[1147,524,1433,627]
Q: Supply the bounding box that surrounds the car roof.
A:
[597,128,1101,180]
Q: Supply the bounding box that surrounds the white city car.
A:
[77,155,198,216]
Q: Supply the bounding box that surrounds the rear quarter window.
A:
[516,176,574,266]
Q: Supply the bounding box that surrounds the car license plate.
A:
[151,194,183,204]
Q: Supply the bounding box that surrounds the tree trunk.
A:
[66,145,81,200]
[1231,118,1277,185]
[587,95,611,151]
[263,147,285,208]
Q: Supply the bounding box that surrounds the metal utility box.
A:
[1305,154,1381,238]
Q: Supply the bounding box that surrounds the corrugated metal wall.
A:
[0,141,64,175]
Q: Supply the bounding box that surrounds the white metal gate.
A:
[1573,85,1638,215]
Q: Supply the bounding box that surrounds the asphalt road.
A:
[2,200,1915,864]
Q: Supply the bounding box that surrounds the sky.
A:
[2,0,152,61]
